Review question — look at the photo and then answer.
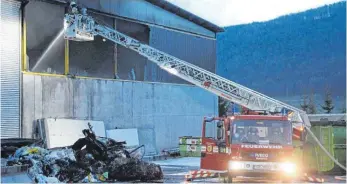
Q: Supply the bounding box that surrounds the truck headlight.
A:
[280,162,296,174]
[229,161,243,170]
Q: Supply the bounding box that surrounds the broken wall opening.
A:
[26,1,65,74]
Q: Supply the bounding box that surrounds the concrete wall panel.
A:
[34,77,43,119]
[41,77,73,118]
[72,80,91,119]
[22,74,217,154]
[138,128,157,155]
[22,75,35,138]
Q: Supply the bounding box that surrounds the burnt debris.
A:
[3,123,163,183]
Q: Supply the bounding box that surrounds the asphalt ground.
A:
[151,158,346,183]
[1,157,345,183]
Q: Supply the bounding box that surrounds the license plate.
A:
[253,165,271,170]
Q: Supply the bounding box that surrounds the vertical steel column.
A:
[64,6,69,75]
[20,0,29,138]
[64,40,69,75]
[21,3,27,71]
[113,18,118,79]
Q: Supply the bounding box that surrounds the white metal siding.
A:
[0,0,21,138]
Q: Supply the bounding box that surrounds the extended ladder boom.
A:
[62,3,347,171]
[63,7,310,128]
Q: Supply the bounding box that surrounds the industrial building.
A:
[0,0,223,155]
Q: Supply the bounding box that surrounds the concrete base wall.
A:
[22,74,217,154]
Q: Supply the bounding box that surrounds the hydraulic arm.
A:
[63,6,309,127]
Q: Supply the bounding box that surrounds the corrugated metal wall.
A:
[145,26,216,84]
[24,1,217,84]
[77,0,216,38]
[116,19,149,81]
[69,12,115,78]
[0,0,21,138]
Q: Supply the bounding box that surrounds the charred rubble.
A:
[4,123,163,183]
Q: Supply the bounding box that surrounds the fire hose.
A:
[334,176,346,181]
[305,126,346,171]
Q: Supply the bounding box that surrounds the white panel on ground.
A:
[43,118,106,148]
[106,128,139,147]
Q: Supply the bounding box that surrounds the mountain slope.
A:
[217,1,346,105]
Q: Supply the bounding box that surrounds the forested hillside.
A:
[217,1,346,112]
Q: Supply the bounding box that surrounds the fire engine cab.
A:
[200,115,299,182]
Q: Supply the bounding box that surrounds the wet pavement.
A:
[151,157,346,183]
[1,157,345,183]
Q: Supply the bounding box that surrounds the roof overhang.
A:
[145,0,224,33]
[30,0,224,33]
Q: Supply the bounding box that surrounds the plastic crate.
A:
[179,145,201,157]
[179,136,202,145]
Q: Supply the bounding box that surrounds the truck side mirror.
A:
[217,120,224,140]
[217,127,224,140]
[217,121,223,127]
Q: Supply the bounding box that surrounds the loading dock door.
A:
[0,0,21,138]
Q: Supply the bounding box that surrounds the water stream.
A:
[32,29,64,72]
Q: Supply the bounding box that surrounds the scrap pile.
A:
[5,145,162,183]
[6,146,82,183]
[4,124,163,183]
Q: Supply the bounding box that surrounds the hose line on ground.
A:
[305,126,346,171]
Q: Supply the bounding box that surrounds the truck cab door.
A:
[200,119,230,171]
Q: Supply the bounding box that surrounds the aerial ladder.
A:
[63,2,345,171]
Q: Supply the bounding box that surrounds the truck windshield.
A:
[231,120,292,145]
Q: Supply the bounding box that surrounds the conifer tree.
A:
[321,90,334,114]
[300,95,309,113]
[308,93,317,114]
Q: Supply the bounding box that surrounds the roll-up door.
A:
[0,0,21,138]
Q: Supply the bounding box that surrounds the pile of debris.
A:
[4,123,163,183]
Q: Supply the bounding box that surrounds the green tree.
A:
[300,95,309,113]
[218,97,230,117]
[307,93,317,114]
[321,90,334,113]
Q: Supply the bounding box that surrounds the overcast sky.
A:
[166,0,345,26]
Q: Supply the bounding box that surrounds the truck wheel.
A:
[225,174,233,183]
[281,179,293,183]
[280,177,294,183]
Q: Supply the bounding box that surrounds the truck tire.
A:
[280,176,294,183]
[226,174,233,183]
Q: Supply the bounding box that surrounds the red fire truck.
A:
[200,115,302,182]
